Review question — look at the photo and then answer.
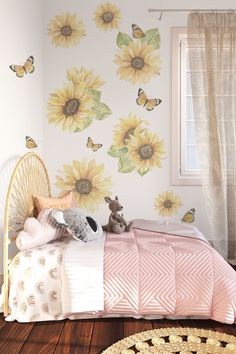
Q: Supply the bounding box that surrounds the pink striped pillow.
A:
[16,208,69,250]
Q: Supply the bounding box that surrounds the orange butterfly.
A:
[136,88,162,111]
[181,208,195,223]
[86,137,102,152]
[132,24,145,39]
[9,56,34,78]
[25,136,38,149]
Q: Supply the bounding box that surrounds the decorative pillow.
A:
[50,208,103,242]
[33,191,73,213]
[16,208,69,250]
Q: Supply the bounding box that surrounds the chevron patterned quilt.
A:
[4,225,236,323]
[103,228,236,324]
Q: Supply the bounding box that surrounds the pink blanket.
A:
[103,228,236,324]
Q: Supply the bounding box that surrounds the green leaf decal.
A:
[92,102,112,120]
[74,117,93,132]
[88,89,101,104]
[117,32,133,48]
[108,145,128,158]
[141,28,160,49]
[137,168,150,176]
[118,155,135,173]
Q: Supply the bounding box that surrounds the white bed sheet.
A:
[62,234,105,313]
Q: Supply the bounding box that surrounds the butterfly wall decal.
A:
[181,208,195,223]
[131,24,145,39]
[9,56,34,78]
[25,136,38,149]
[86,137,102,152]
[136,88,162,111]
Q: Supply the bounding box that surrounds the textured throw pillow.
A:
[50,208,103,242]
[33,191,73,213]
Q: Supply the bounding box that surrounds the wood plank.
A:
[19,320,65,354]
[153,318,236,340]
[124,318,153,337]
[152,318,182,329]
[0,317,235,354]
[0,320,33,353]
[55,319,94,354]
[165,318,236,336]
[89,318,123,354]
[177,319,219,330]
[0,314,7,331]
[207,320,236,336]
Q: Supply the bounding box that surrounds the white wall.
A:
[0,0,44,274]
[43,0,236,240]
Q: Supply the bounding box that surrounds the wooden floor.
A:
[0,314,235,354]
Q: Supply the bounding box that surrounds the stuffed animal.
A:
[50,208,103,242]
[102,196,133,234]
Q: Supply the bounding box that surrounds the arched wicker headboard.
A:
[3,152,51,315]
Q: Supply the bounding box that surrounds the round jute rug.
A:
[102,327,236,354]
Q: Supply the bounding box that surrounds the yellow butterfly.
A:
[86,137,102,152]
[9,56,34,78]
[132,24,145,39]
[25,136,38,149]
[181,208,195,223]
[136,88,162,111]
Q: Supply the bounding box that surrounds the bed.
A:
[1,152,236,323]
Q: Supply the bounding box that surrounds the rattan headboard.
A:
[3,152,51,315]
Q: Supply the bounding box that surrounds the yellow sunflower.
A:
[55,159,112,211]
[128,130,165,173]
[47,83,94,132]
[66,67,105,90]
[112,113,147,149]
[47,12,86,48]
[114,40,161,84]
[154,191,182,217]
[94,2,121,31]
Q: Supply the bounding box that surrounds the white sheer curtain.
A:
[187,12,236,262]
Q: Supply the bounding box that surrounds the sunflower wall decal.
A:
[128,131,165,175]
[47,12,86,48]
[114,26,161,84]
[94,2,121,31]
[47,67,112,132]
[55,159,112,211]
[108,113,165,176]
[154,191,182,217]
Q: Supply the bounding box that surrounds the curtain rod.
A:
[148,9,235,13]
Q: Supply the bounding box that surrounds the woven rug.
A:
[102,327,236,353]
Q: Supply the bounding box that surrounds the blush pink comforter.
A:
[103,228,236,324]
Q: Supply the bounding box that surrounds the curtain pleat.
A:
[187,13,236,262]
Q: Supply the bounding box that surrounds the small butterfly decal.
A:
[25,136,38,149]
[181,208,195,223]
[132,24,145,39]
[136,88,162,111]
[9,56,34,78]
[86,137,102,152]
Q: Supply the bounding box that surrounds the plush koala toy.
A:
[50,208,103,242]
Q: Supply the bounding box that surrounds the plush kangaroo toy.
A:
[102,196,133,234]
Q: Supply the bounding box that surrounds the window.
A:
[171,27,201,185]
